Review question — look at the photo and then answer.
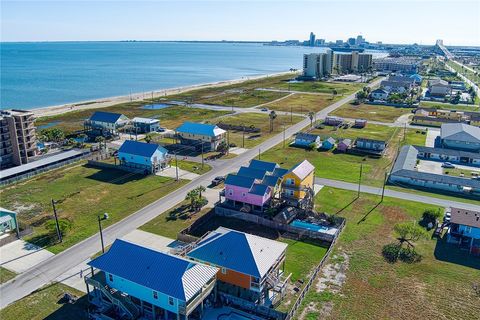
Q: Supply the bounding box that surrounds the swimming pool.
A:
[290,219,329,232]
[141,103,172,110]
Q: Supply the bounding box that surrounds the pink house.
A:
[224,174,272,210]
[336,139,352,153]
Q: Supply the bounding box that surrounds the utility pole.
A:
[283,123,286,148]
[242,125,245,148]
[201,143,204,169]
[174,152,179,181]
[357,164,363,198]
[97,213,109,253]
[258,148,261,160]
[290,107,293,123]
[51,199,62,243]
[227,130,230,155]
[381,171,388,202]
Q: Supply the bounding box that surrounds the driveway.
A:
[156,166,200,180]
[417,160,443,175]
[426,128,440,147]
[0,240,55,273]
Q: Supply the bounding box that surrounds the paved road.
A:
[0,78,383,308]
[315,177,480,211]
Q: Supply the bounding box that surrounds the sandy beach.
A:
[31,71,294,118]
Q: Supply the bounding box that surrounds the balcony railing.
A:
[180,277,216,315]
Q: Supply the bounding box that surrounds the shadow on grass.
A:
[357,201,382,224]
[84,165,145,185]
[434,237,480,270]
[162,144,202,157]
[44,292,89,320]
[334,196,359,215]
[26,233,58,249]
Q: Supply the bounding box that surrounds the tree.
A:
[95,136,106,149]
[394,222,429,249]
[196,185,206,199]
[217,140,229,154]
[144,133,154,143]
[332,89,338,99]
[185,190,199,211]
[45,218,73,237]
[77,133,88,147]
[269,110,277,132]
[40,128,65,143]
[421,209,442,228]
[308,111,315,127]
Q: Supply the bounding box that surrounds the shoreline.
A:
[30,71,295,118]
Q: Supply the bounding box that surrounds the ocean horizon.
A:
[1,41,387,110]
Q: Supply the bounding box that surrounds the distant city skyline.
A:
[1,1,479,46]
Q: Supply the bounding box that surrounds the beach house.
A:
[84,111,129,136]
[321,137,336,150]
[187,227,288,305]
[281,160,315,207]
[355,138,386,152]
[0,207,19,237]
[118,140,169,174]
[370,88,389,101]
[176,122,226,151]
[132,117,160,133]
[337,139,352,153]
[428,79,452,98]
[447,207,480,256]
[85,239,218,320]
[292,133,321,149]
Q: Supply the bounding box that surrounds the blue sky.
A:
[2,1,479,46]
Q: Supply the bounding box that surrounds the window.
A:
[228,189,233,196]
[108,274,113,282]
[286,189,294,196]
[168,297,174,306]
[286,178,295,185]
[221,267,227,274]
[153,291,158,299]
[242,192,246,197]
[466,226,472,233]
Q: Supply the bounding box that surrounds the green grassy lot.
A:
[0,162,188,253]
[139,203,212,239]
[419,101,480,111]
[297,187,480,320]
[261,124,399,187]
[443,167,480,178]
[331,102,413,123]
[36,106,231,134]
[0,267,16,284]
[403,127,427,146]
[265,93,340,113]
[176,160,212,175]
[206,113,304,149]
[0,283,89,320]
[195,90,289,108]
[447,60,480,85]
[268,81,364,95]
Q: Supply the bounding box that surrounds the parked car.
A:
[211,176,225,186]
[442,162,455,168]
[260,108,268,112]
[157,127,166,132]
[444,211,451,222]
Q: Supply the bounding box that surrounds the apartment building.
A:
[303,50,372,77]
[0,110,37,169]
[373,57,420,74]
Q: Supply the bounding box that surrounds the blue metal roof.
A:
[249,183,269,196]
[248,159,278,172]
[238,167,267,180]
[272,168,288,178]
[176,122,219,137]
[88,240,217,301]
[261,175,280,187]
[118,140,167,158]
[225,174,255,189]
[89,111,125,123]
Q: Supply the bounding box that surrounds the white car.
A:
[444,211,451,222]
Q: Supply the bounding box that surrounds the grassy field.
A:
[265,93,340,113]
[36,105,231,134]
[447,60,480,86]
[0,283,89,320]
[261,124,399,187]
[195,90,289,108]
[206,112,304,149]
[0,267,16,284]
[139,204,212,239]
[268,81,364,95]
[0,162,188,253]
[331,102,413,123]
[295,187,480,320]
[176,160,212,175]
[419,101,480,111]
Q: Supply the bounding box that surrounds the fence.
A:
[0,151,91,186]
[365,101,417,108]
[177,209,216,242]
[215,206,338,243]
[216,123,261,133]
[219,293,287,320]
[284,219,346,320]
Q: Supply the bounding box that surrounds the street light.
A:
[97,213,109,253]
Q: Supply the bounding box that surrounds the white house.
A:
[117,140,169,174]
[85,111,129,135]
[176,122,226,151]
[370,88,389,100]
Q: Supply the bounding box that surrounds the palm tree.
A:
[77,133,88,148]
[332,89,338,99]
[196,185,206,199]
[308,111,314,127]
[185,190,199,211]
[269,111,277,132]
[95,136,106,150]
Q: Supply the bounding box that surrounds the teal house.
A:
[0,207,19,237]
[86,239,218,320]
[118,140,169,174]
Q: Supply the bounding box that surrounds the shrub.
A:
[398,247,422,263]
[421,209,442,227]
[382,243,401,263]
